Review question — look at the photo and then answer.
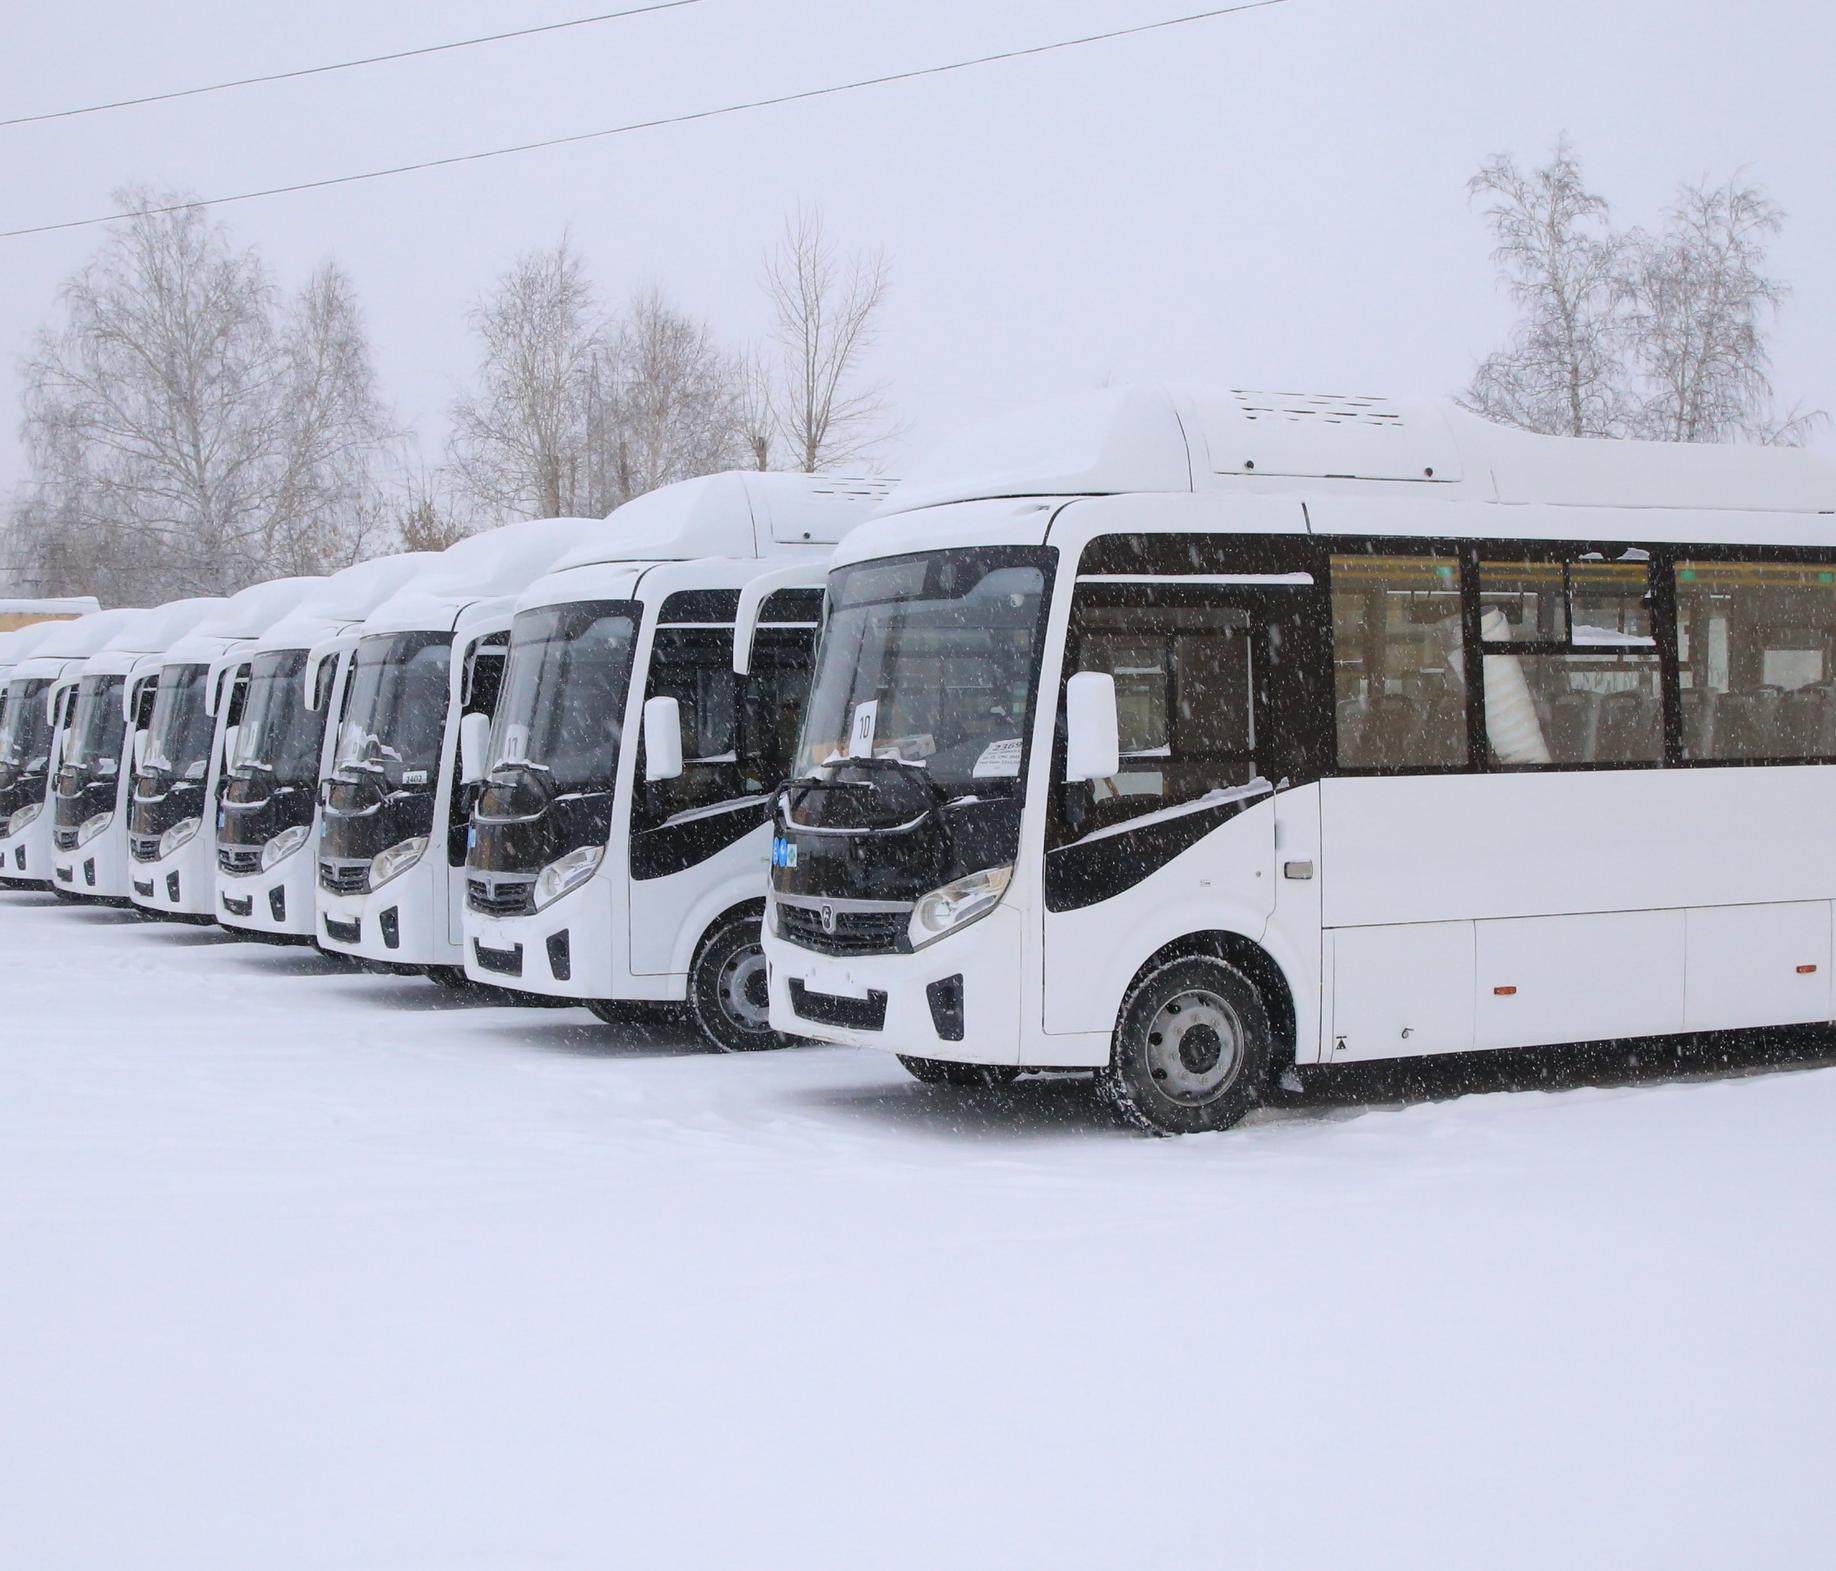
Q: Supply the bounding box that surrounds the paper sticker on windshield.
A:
[846,701,878,759]
[404,768,429,786]
[972,739,1022,778]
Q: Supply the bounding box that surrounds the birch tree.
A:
[761,208,894,472]
[583,287,743,509]
[1623,178,1820,445]
[1462,140,1631,438]
[8,189,393,602]
[447,237,602,520]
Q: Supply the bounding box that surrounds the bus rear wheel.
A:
[689,907,790,1053]
[1097,955,1271,1135]
[897,1055,1021,1089]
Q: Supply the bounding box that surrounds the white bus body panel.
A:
[1,610,145,886]
[460,479,893,1003]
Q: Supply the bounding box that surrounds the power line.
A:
[0,1,709,130]
[0,1,1290,242]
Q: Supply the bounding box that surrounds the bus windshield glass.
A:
[143,666,214,780]
[0,678,53,771]
[235,650,322,786]
[334,633,453,788]
[489,602,639,794]
[797,548,1055,798]
[67,675,127,773]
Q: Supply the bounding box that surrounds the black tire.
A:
[688,906,789,1053]
[1096,954,1272,1135]
[897,1055,1022,1089]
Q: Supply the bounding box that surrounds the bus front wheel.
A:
[1097,955,1271,1135]
[689,907,790,1053]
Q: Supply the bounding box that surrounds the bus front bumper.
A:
[216,849,315,939]
[462,876,622,999]
[764,903,1024,1067]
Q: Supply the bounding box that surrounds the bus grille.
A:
[778,903,906,957]
[318,858,369,896]
[219,846,262,876]
[467,874,535,917]
[129,833,160,864]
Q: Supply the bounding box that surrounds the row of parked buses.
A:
[5,384,1835,1133]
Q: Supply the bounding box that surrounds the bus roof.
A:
[884,384,1836,518]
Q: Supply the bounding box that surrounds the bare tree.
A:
[584,287,744,509]
[8,189,393,602]
[761,208,894,472]
[1623,178,1823,445]
[447,236,602,520]
[735,345,776,472]
[1463,140,1632,438]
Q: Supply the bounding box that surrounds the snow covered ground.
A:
[3,889,1833,1571]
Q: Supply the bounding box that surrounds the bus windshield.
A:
[334,632,453,787]
[66,675,127,774]
[489,602,639,794]
[235,650,322,787]
[797,547,1055,799]
[143,665,214,780]
[0,678,53,771]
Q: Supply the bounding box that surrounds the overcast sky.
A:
[2,0,1830,500]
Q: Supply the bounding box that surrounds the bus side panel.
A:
[1474,909,1685,1051]
[1041,798,1276,1039]
[1683,901,1833,1032]
[1326,922,1475,1062]
[1321,768,1836,925]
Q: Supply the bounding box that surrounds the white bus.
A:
[315,518,612,981]
[129,579,321,920]
[457,471,892,1049]
[0,610,142,889]
[213,554,433,941]
[762,385,1836,1133]
[51,598,224,902]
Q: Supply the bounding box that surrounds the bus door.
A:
[1041,574,1325,1037]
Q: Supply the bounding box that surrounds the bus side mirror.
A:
[221,725,239,769]
[459,711,491,785]
[132,731,147,772]
[643,696,684,782]
[1064,672,1121,783]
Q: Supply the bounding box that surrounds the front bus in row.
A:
[763,384,1836,1133]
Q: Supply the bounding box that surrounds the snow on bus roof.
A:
[883,384,1836,517]
[359,516,617,635]
[546,471,897,576]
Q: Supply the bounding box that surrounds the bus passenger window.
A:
[1675,561,1836,761]
[1053,592,1267,846]
[1329,554,1467,770]
[1477,557,1660,767]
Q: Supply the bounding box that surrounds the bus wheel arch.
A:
[1097,933,1293,1136]
[688,899,789,1054]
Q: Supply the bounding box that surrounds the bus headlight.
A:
[260,823,311,871]
[6,802,42,837]
[908,865,1012,951]
[77,811,114,847]
[765,898,782,938]
[533,844,603,912]
[158,817,201,859]
[369,835,428,890]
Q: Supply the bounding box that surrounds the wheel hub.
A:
[1145,990,1242,1105]
[719,947,771,1031]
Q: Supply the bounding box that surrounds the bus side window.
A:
[1329,554,1467,771]
[1676,561,1836,761]
[1477,556,1661,768]
[1052,587,1267,847]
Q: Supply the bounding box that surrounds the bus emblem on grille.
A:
[820,903,836,935]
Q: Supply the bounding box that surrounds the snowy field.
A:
[3,890,1834,1571]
